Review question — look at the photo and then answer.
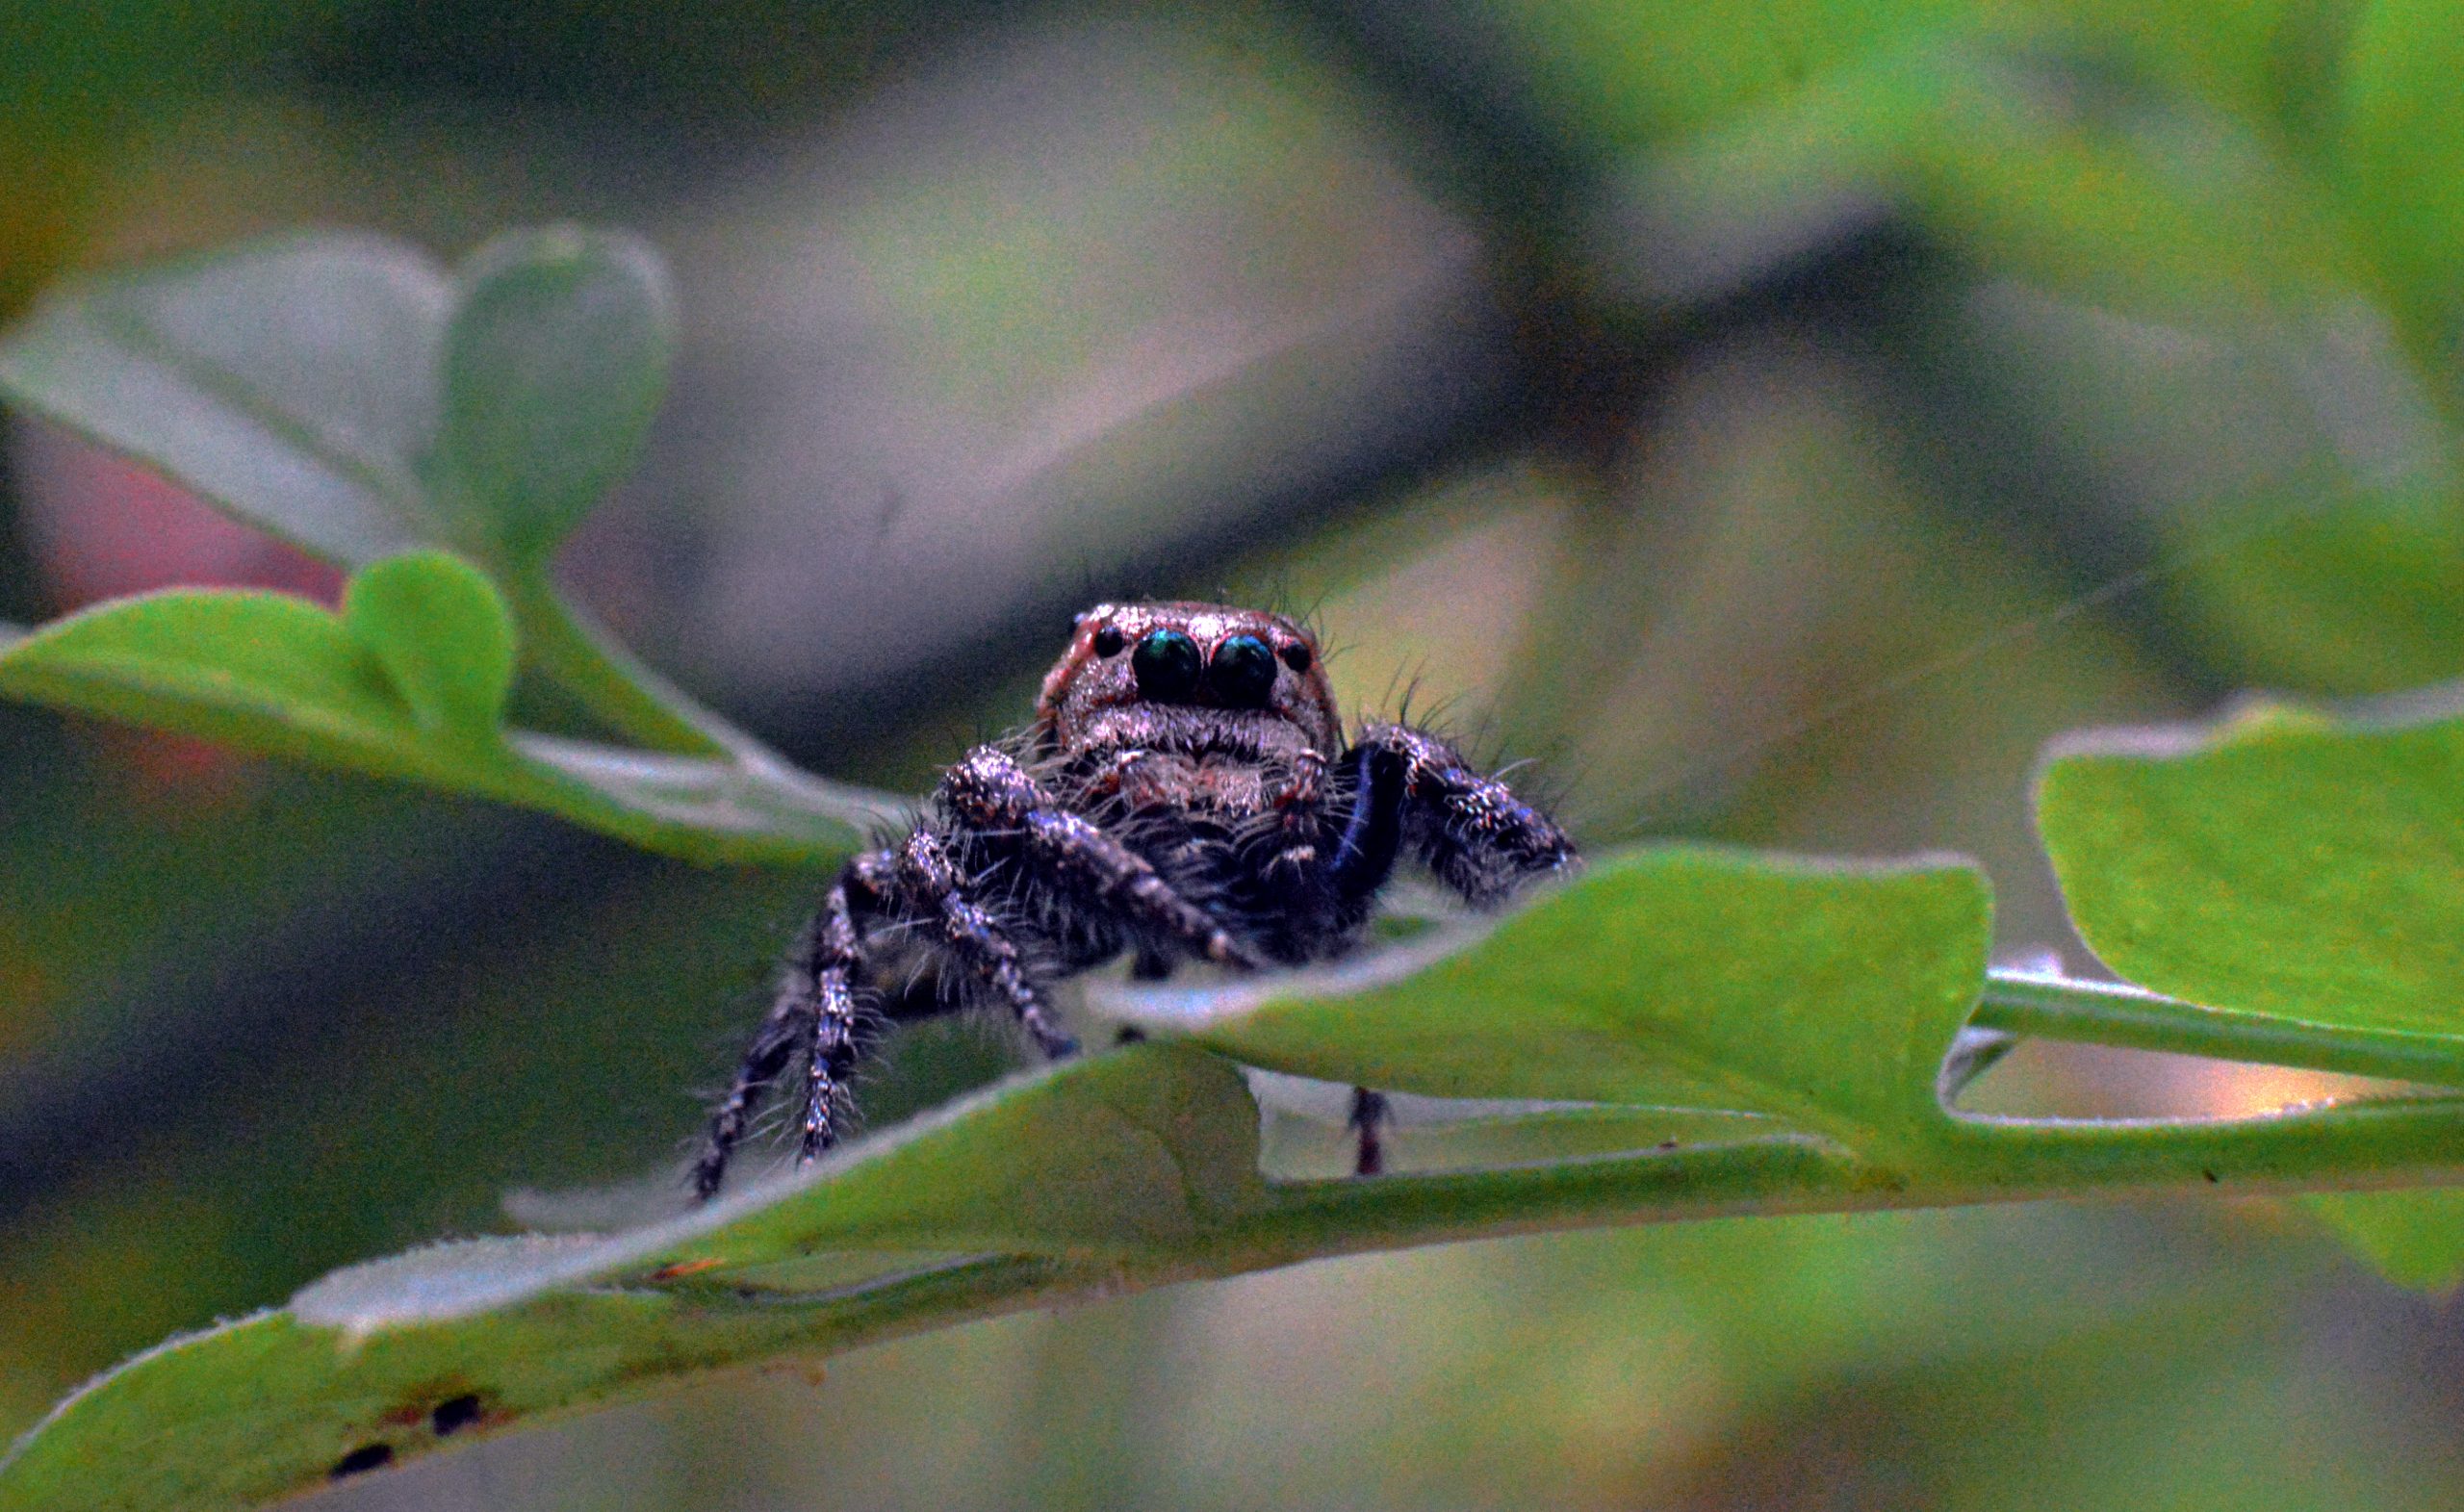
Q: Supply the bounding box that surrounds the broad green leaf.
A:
[2341,0,2464,346]
[337,551,514,736]
[0,1045,1260,1511]
[290,1043,1267,1329]
[2039,698,2464,1289]
[436,227,674,557]
[1096,847,1994,1158]
[0,234,447,563]
[2038,697,2464,1036]
[0,1284,1060,1512]
[2303,1190,2464,1294]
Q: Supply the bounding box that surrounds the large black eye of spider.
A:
[1091,625,1126,656]
[1132,628,1202,700]
[1208,633,1276,706]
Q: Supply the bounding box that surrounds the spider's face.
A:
[1037,602,1342,757]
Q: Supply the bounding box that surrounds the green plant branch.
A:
[590,1097,2464,1406]
[500,564,761,762]
[1972,969,2464,1090]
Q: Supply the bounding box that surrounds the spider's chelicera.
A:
[693,602,1579,1198]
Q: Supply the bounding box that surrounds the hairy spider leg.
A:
[1324,743,1409,902]
[1318,727,1577,1176]
[894,830,1079,1060]
[1348,722,1578,907]
[693,861,879,1201]
[941,746,1264,971]
[692,830,1090,1198]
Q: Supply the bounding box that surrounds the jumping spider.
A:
[693,602,1578,1197]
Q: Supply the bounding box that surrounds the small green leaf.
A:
[339,551,514,736]
[0,564,877,867]
[2303,1190,2464,1294]
[436,227,674,556]
[0,233,448,564]
[1098,847,1994,1158]
[0,587,414,758]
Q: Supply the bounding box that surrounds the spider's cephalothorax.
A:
[692,602,1578,1198]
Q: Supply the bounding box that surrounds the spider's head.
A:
[1037,602,1342,758]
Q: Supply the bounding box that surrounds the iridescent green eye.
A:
[1209,634,1276,706]
[1132,628,1202,700]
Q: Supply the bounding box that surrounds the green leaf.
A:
[2039,698,2464,1287]
[2038,696,2464,1038]
[436,227,674,557]
[1097,847,1995,1158]
[0,1045,1258,1511]
[2303,1190,2464,1294]
[0,585,417,758]
[1626,38,2362,321]
[338,551,514,736]
[504,732,894,861]
[0,233,448,564]
[2341,0,2464,346]
[0,560,878,867]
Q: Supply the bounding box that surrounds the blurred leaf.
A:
[0,556,873,866]
[2303,1189,2464,1294]
[339,551,513,736]
[2163,507,2464,694]
[2039,697,2464,1284]
[2341,0,2464,348]
[1624,37,2362,320]
[1099,847,1994,1158]
[436,228,674,559]
[0,234,448,563]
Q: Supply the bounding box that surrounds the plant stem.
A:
[1972,969,2464,1089]
[500,566,753,760]
[1209,1092,2464,1269]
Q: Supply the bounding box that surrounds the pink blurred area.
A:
[12,421,345,792]
[13,421,344,609]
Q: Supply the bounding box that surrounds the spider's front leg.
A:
[693,828,1086,1200]
[940,746,1262,971]
[1328,721,1578,907]
[1318,723,1577,1178]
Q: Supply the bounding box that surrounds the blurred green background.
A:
[9,1,2464,1507]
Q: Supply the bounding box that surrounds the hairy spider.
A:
[693,602,1578,1198]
